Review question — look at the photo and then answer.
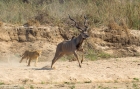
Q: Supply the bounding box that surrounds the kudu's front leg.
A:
[81,54,84,63]
[73,51,81,68]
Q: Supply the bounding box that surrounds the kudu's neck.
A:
[74,34,84,50]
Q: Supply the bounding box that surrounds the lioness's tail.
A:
[19,52,26,63]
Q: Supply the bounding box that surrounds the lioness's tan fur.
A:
[19,50,42,66]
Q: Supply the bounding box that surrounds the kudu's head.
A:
[69,15,89,39]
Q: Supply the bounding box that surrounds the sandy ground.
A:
[0,57,140,89]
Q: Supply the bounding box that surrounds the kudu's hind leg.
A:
[51,54,64,68]
[51,46,59,68]
[73,52,81,68]
[51,52,64,68]
[51,53,59,68]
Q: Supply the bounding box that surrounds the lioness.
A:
[19,50,42,67]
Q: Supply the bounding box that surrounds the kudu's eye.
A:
[85,34,89,37]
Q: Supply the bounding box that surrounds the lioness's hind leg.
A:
[26,58,29,63]
[20,57,25,63]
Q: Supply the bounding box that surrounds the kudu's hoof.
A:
[81,60,83,63]
[51,67,55,70]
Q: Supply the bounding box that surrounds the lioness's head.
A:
[36,50,42,57]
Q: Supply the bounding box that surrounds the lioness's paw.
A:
[52,67,56,70]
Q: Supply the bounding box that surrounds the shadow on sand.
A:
[32,65,53,70]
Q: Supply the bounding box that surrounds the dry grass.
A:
[0,0,139,29]
[23,19,40,27]
[120,19,131,39]
[108,20,123,35]
[108,19,131,38]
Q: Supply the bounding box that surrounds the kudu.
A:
[51,15,89,68]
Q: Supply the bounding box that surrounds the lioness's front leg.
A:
[27,58,31,66]
[35,57,38,67]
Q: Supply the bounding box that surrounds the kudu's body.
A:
[51,16,89,68]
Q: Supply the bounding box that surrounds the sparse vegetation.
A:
[0,82,4,85]
[41,81,45,84]
[114,80,118,83]
[84,80,92,83]
[133,78,139,82]
[132,83,140,89]
[30,85,34,89]
[64,82,72,85]
[20,86,25,89]
[98,85,110,89]
[69,85,75,89]
[98,52,111,59]
[85,49,98,61]
[85,49,112,61]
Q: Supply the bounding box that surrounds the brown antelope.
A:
[51,15,89,68]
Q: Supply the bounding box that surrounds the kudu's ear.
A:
[69,15,83,32]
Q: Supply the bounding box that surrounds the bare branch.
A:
[84,16,88,31]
